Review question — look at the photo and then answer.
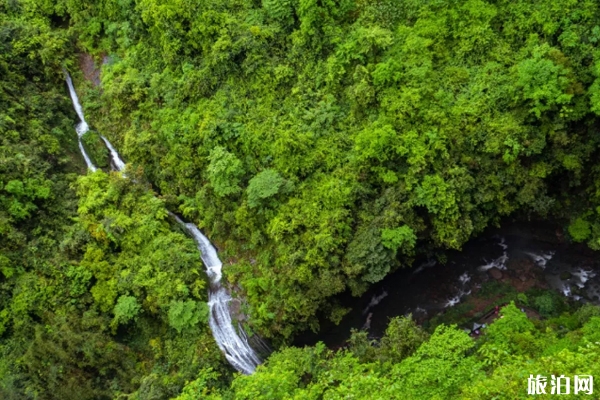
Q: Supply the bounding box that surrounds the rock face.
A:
[79,54,101,87]
[228,298,247,322]
[489,267,503,280]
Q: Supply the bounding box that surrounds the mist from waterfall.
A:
[65,72,261,375]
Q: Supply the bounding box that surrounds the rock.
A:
[79,53,101,87]
[521,259,535,273]
[489,267,503,280]
[560,271,573,281]
[229,298,244,321]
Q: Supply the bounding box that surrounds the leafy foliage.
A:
[247,169,287,208]
[46,0,600,340]
[7,0,600,397]
[81,130,110,168]
[0,11,227,392]
[113,294,142,327]
[168,300,209,333]
[185,304,600,399]
[207,146,244,197]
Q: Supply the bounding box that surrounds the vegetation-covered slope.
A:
[197,303,600,399]
[0,5,226,398]
[4,0,600,398]
[37,0,600,339]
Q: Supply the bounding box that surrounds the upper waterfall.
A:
[64,72,87,134]
[65,71,96,172]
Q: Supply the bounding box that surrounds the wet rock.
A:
[489,267,503,280]
[560,271,573,281]
[229,298,245,322]
[510,258,534,274]
[79,53,101,87]
[521,259,535,273]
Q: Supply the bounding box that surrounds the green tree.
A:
[207,146,244,197]
[247,169,287,208]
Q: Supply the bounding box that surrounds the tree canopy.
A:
[4,0,600,397]
[51,0,600,339]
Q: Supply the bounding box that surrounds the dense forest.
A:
[3,0,600,398]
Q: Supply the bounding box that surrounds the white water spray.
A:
[443,288,472,308]
[101,135,126,172]
[458,272,471,284]
[170,213,261,374]
[65,72,96,171]
[413,259,436,275]
[478,237,509,271]
[524,251,554,269]
[65,73,261,374]
[443,272,472,308]
[572,267,596,289]
[362,290,388,315]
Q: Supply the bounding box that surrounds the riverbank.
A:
[296,218,599,348]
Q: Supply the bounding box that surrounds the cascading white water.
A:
[65,71,125,172]
[101,135,126,171]
[77,141,97,172]
[169,212,261,375]
[524,251,554,269]
[65,72,260,375]
[478,237,509,271]
[65,72,96,172]
[363,290,388,315]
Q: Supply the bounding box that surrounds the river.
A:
[297,220,600,347]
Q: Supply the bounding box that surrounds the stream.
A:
[65,72,262,375]
[297,221,600,348]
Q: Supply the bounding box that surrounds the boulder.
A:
[489,267,503,280]
[228,298,245,322]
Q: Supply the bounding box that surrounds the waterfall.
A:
[101,135,126,172]
[65,72,96,172]
[169,212,261,375]
[65,72,261,375]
